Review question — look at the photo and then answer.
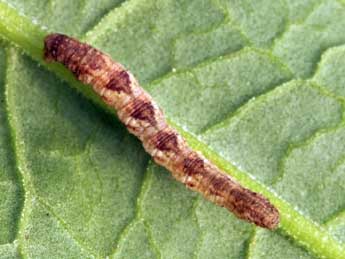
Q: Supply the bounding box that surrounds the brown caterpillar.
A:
[43,33,279,229]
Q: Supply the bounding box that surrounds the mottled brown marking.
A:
[130,98,156,125]
[65,44,90,76]
[61,44,78,66]
[106,70,132,94]
[43,33,280,230]
[44,34,66,61]
[230,188,250,203]
[88,52,105,70]
[184,155,204,176]
[76,49,101,76]
[209,176,227,195]
[44,34,90,79]
[227,188,279,229]
[153,130,180,153]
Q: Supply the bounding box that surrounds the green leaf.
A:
[0,0,345,258]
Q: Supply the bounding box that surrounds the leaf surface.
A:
[0,0,345,258]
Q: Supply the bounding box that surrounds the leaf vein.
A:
[108,157,151,258]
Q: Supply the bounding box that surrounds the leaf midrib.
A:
[0,2,344,259]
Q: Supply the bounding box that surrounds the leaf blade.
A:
[0,1,345,258]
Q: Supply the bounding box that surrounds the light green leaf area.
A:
[0,243,20,259]
[0,0,345,259]
[273,0,345,78]
[4,0,125,36]
[0,44,23,248]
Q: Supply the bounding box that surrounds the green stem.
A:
[0,2,344,259]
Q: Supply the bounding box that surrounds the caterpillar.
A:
[43,33,279,229]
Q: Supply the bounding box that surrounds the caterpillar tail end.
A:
[250,192,280,230]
